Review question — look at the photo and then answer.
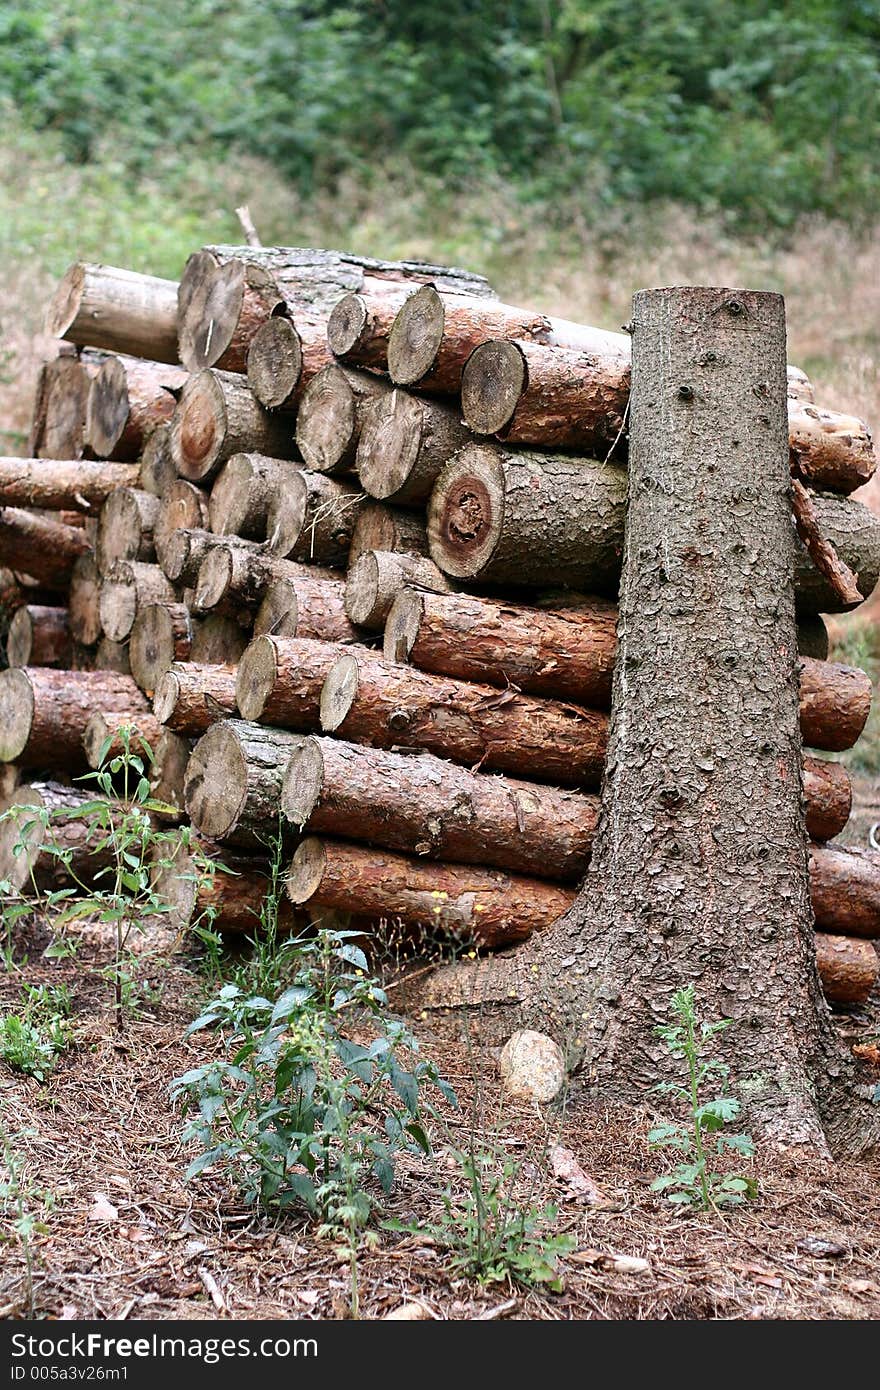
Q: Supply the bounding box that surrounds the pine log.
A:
[788,400,875,493]
[296,365,392,475]
[29,354,100,460]
[193,544,335,615]
[156,526,228,585]
[150,835,298,932]
[170,370,296,483]
[0,782,115,891]
[0,508,91,590]
[0,456,139,512]
[148,729,191,820]
[209,452,288,538]
[799,657,871,752]
[0,667,147,767]
[810,843,880,938]
[320,649,608,788]
[265,468,362,563]
[6,606,72,669]
[327,286,415,373]
[236,634,358,727]
[138,423,177,498]
[802,757,852,842]
[253,574,358,644]
[99,561,175,642]
[46,263,180,364]
[189,614,249,666]
[247,315,333,411]
[0,569,55,619]
[287,837,571,948]
[349,502,429,565]
[96,487,160,572]
[385,588,617,706]
[346,550,453,630]
[153,479,210,568]
[129,602,193,693]
[82,709,165,768]
[813,932,879,1005]
[86,356,186,460]
[153,662,238,735]
[426,445,880,612]
[283,736,598,881]
[68,553,103,646]
[185,718,303,845]
[94,636,131,675]
[356,389,473,505]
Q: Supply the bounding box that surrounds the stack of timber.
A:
[0,250,878,1011]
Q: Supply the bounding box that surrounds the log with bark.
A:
[349,502,429,565]
[94,636,131,674]
[150,835,298,932]
[147,728,191,820]
[355,390,473,506]
[129,602,193,693]
[153,663,238,735]
[193,544,336,615]
[813,933,879,1006]
[177,245,494,374]
[788,401,876,493]
[426,445,880,612]
[345,549,452,630]
[0,667,148,767]
[319,649,608,789]
[184,718,303,845]
[253,575,358,644]
[810,843,880,938]
[6,606,72,669]
[85,356,186,461]
[802,758,852,842]
[0,569,56,619]
[138,422,177,498]
[68,553,103,646]
[46,263,180,364]
[189,614,249,666]
[265,467,362,565]
[286,837,571,948]
[0,782,115,891]
[0,457,139,512]
[29,352,102,460]
[246,315,333,411]
[0,508,91,590]
[283,735,598,881]
[209,452,288,538]
[799,657,872,752]
[81,709,164,768]
[153,480,210,568]
[169,370,296,483]
[95,487,160,572]
[99,561,175,642]
[326,286,416,374]
[156,526,228,586]
[236,634,360,727]
[295,365,391,475]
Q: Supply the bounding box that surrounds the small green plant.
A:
[229,815,290,999]
[649,985,757,1211]
[0,983,72,1080]
[402,1143,575,1292]
[173,927,454,1221]
[0,1119,53,1317]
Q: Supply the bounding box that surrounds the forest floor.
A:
[1,907,879,1324]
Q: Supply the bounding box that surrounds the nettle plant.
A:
[172,928,456,1235]
[649,985,757,1210]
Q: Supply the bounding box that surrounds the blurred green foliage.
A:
[1,1,879,225]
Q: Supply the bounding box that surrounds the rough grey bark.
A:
[419,286,879,1156]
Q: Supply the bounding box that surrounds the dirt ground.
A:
[1,917,879,1324]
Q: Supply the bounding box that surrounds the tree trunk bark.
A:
[283,735,598,881]
[246,315,333,411]
[208,452,287,539]
[287,836,572,948]
[152,662,238,734]
[6,606,72,669]
[319,648,608,789]
[810,842,880,938]
[349,502,429,565]
[129,602,193,694]
[345,549,453,630]
[0,667,148,767]
[236,634,360,727]
[813,933,879,1005]
[81,709,165,768]
[788,401,876,493]
[184,718,303,845]
[46,262,180,364]
[419,286,878,1155]
[193,543,336,615]
[356,389,473,506]
[85,356,186,461]
[99,561,175,642]
[0,508,91,589]
[426,444,880,613]
[265,467,362,565]
[253,575,358,644]
[170,370,297,483]
[68,553,102,646]
[0,456,139,512]
[138,423,177,498]
[153,481,210,569]
[296,365,392,475]
[96,487,160,572]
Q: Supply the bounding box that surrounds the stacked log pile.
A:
[1,251,878,1009]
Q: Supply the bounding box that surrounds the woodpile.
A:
[0,247,877,1010]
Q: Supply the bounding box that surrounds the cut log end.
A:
[387,285,445,386]
[209,454,255,536]
[254,579,299,639]
[461,340,526,436]
[357,389,424,500]
[286,836,327,904]
[295,366,357,473]
[45,262,86,339]
[235,636,277,721]
[280,737,324,828]
[130,604,190,693]
[171,372,226,482]
[426,445,505,579]
[184,722,248,840]
[247,317,302,410]
[85,356,129,459]
[327,294,369,358]
[81,710,162,770]
[178,256,245,373]
[152,671,181,726]
[320,652,359,732]
[0,669,35,762]
[383,588,422,664]
[264,475,308,558]
[194,546,233,613]
[0,785,43,890]
[69,553,102,647]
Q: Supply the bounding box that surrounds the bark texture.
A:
[235,635,357,727]
[0,457,139,512]
[0,508,90,590]
[0,667,147,768]
[253,575,357,644]
[264,467,362,565]
[345,550,453,630]
[798,657,872,752]
[209,452,288,539]
[813,933,879,1006]
[327,287,415,373]
[810,843,880,938]
[152,663,238,734]
[86,356,186,460]
[193,544,335,615]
